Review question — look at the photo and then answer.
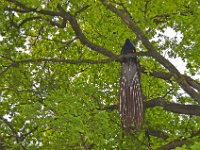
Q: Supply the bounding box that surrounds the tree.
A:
[0,0,200,149]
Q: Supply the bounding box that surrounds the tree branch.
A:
[158,138,191,150]
[158,130,200,150]
[6,0,36,11]
[140,67,200,92]
[103,98,200,116]
[139,67,173,80]
[147,128,169,140]
[0,52,148,78]
[56,4,117,58]
[101,1,155,52]
[145,98,200,116]
[184,75,200,92]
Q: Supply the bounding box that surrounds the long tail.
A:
[120,60,143,131]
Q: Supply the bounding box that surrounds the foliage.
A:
[0,0,200,149]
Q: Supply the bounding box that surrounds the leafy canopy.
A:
[0,0,200,149]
